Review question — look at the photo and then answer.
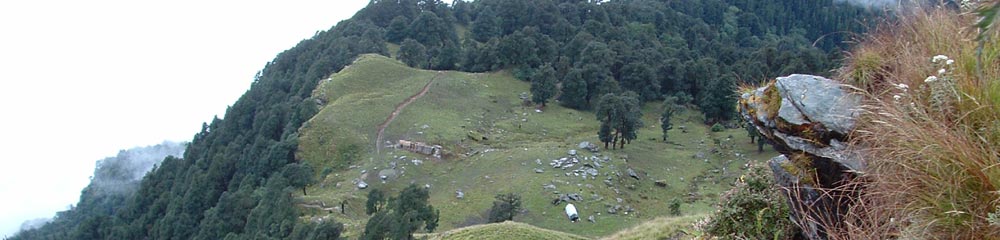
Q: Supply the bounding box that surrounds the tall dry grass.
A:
[834,4,1000,239]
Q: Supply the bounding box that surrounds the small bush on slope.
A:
[700,162,796,240]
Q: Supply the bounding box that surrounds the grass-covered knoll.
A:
[598,215,705,240]
[297,54,775,238]
[832,6,1000,239]
[424,221,588,240]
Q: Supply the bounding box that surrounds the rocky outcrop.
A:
[738,74,864,240]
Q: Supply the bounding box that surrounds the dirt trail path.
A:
[375,72,440,157]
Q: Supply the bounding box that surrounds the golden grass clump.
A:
[834,5,1000,239]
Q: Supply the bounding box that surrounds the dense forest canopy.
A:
[11,0,881,239]
[365,0,878,122]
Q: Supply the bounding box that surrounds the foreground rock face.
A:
[739,74,864,240]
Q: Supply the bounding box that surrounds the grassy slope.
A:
[423,221,588,240]
[297,54,777,238]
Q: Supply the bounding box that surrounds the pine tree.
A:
[559,68,589,109]
[530,65,557,107]
[661,97,678,141]
[386,16,410,43]
[399,38,428,68]
[596,92,643,149]
[487,193,522,223]
[471,8,500,42]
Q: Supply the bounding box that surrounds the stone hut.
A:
[397,140,442,157]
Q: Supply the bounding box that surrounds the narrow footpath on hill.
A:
[375,71,441,157]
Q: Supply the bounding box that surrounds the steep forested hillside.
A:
[11,0,880,239]
[12,142,185,239]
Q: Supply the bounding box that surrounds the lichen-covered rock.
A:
[740,74,865,240]
[769,155,824,240]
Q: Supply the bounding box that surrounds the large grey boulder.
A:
[775,74,862,135]
[740,74,866,240]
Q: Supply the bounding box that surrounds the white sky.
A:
[0,0,370,237]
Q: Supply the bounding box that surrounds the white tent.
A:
[565,203,579,222]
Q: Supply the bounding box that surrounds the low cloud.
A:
[835,0,901,8]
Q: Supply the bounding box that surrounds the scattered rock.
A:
[627,168,640,180]
[608,205,622,214]
[534,168,545,173]
[455,189,464,199]
[655,180,668,188]
[585,168,599,177]
[577,141,600,152]
[568,149,578,156]
[543,184,557,191]
[357,181,368,189]
[378,169,397,180]
[603,179,614,186]
[588,215,596,223]
[568,193,583,201]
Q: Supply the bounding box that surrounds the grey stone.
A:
[411,159,423,165]
[588,215,596,223]
[627,168,640,180]
[778,95,810,126]
[534,168,545,173]
[357,181,368,189]
[775,74,862,135]
[377,169,397,180]
[769,155,825,240]
[543,184,557,191]
[655,180,668,188]
[568,149,578,156]
[773,132,865,172]
[608,205,622,214]
[586,168,599,176]
[455,189,464,199]
[568,193,583,201]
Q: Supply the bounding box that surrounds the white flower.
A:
[896,83,909,90]
[938,68,947,74]
[932,55,949,63]
[925,76,938,83]
[893,95,902,101]
[946,59,954,65]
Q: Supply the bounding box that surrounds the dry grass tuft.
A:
[834,5,1000,239]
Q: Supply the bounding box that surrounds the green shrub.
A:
[710,123,725,132]
[488,193,523,223]
[702,162,795,239]
[668,198,681,216]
